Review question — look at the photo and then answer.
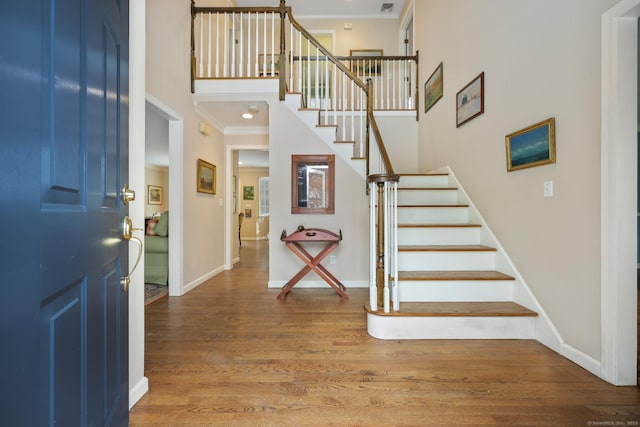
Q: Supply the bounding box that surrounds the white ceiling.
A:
[197,101,269,133]
[236,0,407,19]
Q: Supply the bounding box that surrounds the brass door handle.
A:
[121,216,144,291]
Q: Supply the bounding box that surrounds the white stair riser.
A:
[397,227,480,245]
[367,314,536,339]
[397,190,459,205]
[399,175,450,188]
[397,281,514,302]
[398,251,496,271]
[398,207,468,224]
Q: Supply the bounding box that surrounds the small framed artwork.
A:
[258,53,279,76]
[244,208,252,219]
[148,185,162,205]
[506,117,556,172]
[456,72,484,127]
[243,185,254,200]
[424,62,443,114]
[197,158,216,194]
[233,175,237,195]
[350,49,383,76]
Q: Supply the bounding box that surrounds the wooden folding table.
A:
[278,227,348,299]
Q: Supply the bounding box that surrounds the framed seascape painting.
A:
[197,158,216,194]
[505,117,556,172]
[424,62,443,114]
[456,72,484,127]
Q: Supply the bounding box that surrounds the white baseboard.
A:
[268,280,368,288]
[182,265,225,295]
[129,376,149,410]
[241,236,269,241]
[561,343,601,378]
[233,256,240,264]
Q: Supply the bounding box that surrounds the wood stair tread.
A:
[397,173,449,177]
[398,223,481,228]
[365,301,537,317]
[397,270,515,281]
[398,245,496,252]
[398,187,458,191]
[398,204,469,208]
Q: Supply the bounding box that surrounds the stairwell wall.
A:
[414,0,619,361]
[268,100,370,288]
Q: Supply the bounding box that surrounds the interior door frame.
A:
[601,0,639,386]
[225,143,269,269]
[145,94,184,297]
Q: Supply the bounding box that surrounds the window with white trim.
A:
[259,177,269,216]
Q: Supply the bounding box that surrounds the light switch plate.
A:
[544,180,553,197]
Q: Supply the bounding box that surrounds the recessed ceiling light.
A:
[241,112,253,119]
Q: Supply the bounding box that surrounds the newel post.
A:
[278,0,287,100]
[375,181,386,306]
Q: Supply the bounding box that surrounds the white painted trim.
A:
[600,0,639,386]
[268,280,369,288]
[225,126,269,135]
[128,0,147,409]
[224,144,269,270]
[240,236,269,241]
[145,93,185,298]
[128,376,149,410]
[367,314,536,340]
[562,343,602,379]
[182,265,226,295]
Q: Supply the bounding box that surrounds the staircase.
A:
[283,90,540,341]
[366,172,539,340]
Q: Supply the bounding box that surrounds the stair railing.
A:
[191,0,401,312]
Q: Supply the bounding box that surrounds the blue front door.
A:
[0,0,130,425]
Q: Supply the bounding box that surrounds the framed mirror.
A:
[291,154,335,214]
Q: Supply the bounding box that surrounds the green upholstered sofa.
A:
[145,211,168,286]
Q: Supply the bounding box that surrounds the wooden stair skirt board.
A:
[365,302,538,340]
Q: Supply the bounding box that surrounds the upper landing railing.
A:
[191,1,407,312]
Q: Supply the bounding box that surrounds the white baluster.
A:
[255,12,259,76]
[231,13,236,78]
[223,12,228,77]
[271,12,275,76]
[383,182,390,314]
[198,14,203,77]
[262,12,266,76]
[369,182,377,311]
[238,12,243,78]
[392,181,399,311]
[207,13,211,77]
[247,12,251,77]
[215,12,219,77]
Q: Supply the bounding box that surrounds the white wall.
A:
[268,100,369,288]
[146,0,226,291]
[415,0,619,360]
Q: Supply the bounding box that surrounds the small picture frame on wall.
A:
[424,62,444,114]
[456,72,485,127]
[506,117,556,172]
[243,185,254,200]
[350,49,383,76]
[197,158,216,194]
[148,185,162,205]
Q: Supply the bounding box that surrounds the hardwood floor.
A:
[130,241,639,426]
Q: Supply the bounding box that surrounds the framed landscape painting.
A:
[148,185,162,205]
[456,72,484,127]
[424,62,443,114]
[197,158,216,194]
[505,117,556,172]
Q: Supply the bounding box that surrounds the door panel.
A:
[0,0,130,425]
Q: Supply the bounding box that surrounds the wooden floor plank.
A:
[129,241,640,426]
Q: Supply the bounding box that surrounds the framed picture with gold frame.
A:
[505,117,556,172]
[197,158,216,194]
